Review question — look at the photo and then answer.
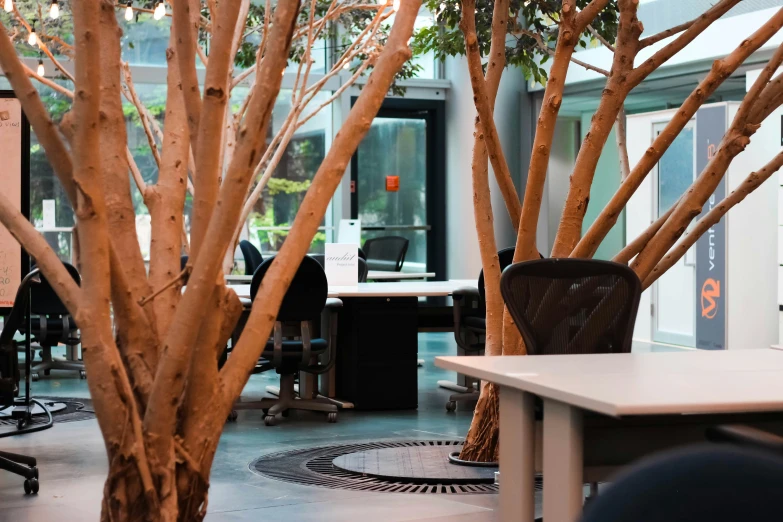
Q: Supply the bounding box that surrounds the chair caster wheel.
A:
[31,373,39,382]
[264,415,277,426]
[446,401,457,412]
[327,412,337,423]
[24,477,39,495]
[79,370,87,379]
[227,410,238,422]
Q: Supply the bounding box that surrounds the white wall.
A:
[444,56,526,279]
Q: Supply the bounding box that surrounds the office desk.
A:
[234,280,476,410]
[227,271,440,284]
[436,350,783,522]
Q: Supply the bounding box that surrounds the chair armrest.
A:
[325,298,343,309]
[706,425,783,454]
[452,286,480,301]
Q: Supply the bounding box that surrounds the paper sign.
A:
[386,175,399,192]
[338,219,362,245]
[325,243,359,287]
[42,199,56,229]
[0,97,22,308]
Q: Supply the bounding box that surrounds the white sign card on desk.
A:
[42,199,56,229]
[0,96,24,308]
[337,219,361,246]
[324,243,358,287]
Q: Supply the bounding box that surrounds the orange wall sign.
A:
[385,175,399,192]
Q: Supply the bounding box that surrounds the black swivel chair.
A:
[242,255,341,426]
[363,236,408,272]
[26,262,83,381]
[501,258,641,501]
[441,247,517,412]
[579,445,783,522]
[239,240,263,276]
[309,253,369,282]
[1,270,49,495]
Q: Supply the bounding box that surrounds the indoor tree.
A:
[454,0,783,462]
[0,0,422,520]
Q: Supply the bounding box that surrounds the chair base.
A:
[265,384,355,409]
[0,450,39,494]
[438,380,480,412]
[29,345,85,380]
[237,374,337,425]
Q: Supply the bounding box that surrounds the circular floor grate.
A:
[251,440,508,495]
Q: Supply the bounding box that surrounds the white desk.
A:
[436,350,783,522]
[226,271,439,284]
[231,279,477,300]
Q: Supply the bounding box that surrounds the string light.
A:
[48,0,58,19]
[37,56,44,76]
[3,0,12,13]
[124,1,133,21]
[27,22,37,46]
[153,1,165,20]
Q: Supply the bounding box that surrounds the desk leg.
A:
[499,387,536,522]
[543,399,583,522]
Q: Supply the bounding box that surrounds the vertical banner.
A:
[695,105,727,350]
[0,96,24,308]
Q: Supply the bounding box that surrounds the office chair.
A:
[26,262,83,381]
[239,240,263,276]
[240,255,341,426]
[1,270,50,495]
[500,258,641,356]
[579,445,783,522]
[501,258,641,503]
[441,247,517,412]
[309,253,369,282]
[363,236,408,272]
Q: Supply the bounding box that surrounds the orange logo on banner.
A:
[700,278,720,319]
[386,175,399,192]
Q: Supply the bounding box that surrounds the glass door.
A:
[350,99,445,278]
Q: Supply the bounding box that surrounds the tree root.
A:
[459,383,499,463]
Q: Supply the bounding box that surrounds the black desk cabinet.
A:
[334,296,419,410]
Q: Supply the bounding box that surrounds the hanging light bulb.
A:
[153,1,165,20]
[392,0,400,11]
[3,0,12,13]
[49,0,58,19]
[27,24,37,46]
[37,57,44,76]
[124,1,133,21]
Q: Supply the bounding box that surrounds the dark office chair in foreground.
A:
[309,253,369,282]
[239,240,263,276]
[244,255,341,426]
[1,270,49,495]
[26,262,83,381]
[579,445,783,522]
[500,258,641,501]
[363,236,408,272]
[441,247,517,412]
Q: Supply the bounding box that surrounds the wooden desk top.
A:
[436,350,783,417]
[232,279,477,300]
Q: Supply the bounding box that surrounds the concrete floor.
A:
[0,333,501,521]
[0,333,684,521]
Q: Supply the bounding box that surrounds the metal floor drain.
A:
[250,440,504,494]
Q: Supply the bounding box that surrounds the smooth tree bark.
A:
[0,1,422,520]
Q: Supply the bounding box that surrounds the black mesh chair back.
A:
[30,262,80,316]
[358,247,367,261]
[309,253,368,282]
[500,258,641,355]
[240,240,264,276]
[250,255,327,322]
[0,271,40,405]
[363,236,408,272]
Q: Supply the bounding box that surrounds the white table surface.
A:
[436,349,783,522]
[436,350,783,417]
[232,279,477,300]
[226,271,438,283]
